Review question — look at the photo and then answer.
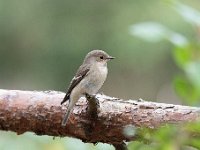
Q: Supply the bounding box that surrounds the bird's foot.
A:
[85,93,96,100]
[85,93,100,107]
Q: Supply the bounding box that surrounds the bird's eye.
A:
[100,56,104,60]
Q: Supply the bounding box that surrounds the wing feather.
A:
[61,64,89,105]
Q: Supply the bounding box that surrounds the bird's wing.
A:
[61,64,90,105]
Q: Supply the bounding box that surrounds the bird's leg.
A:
[85,93,93,100]
[85,93,99,109]
[85,93,96,100]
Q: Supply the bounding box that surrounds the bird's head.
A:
[84,50,114,66]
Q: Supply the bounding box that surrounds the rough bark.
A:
[0,89,200,144]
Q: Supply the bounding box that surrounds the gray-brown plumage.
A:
[61,50,114,126]
[60,65,89,105]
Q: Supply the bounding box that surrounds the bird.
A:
[61,50,114,126]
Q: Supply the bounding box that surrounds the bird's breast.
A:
[81,65,108,94]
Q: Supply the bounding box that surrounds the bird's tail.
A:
[61,109,72,126]
[62,94,79,126]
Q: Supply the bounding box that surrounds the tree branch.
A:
[0,89,200,145]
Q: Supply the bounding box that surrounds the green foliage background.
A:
[0,0,200,149]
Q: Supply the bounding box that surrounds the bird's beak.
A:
[106,56,115,60]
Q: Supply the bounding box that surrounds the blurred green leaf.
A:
[183,122,200,149]
[173,46,192,68]
[185,61,200,89]
[185,121,200,133]
[128,141,155,150]
[129,124,200,150]
[174,2,200,26]
[168,32,188,47]
[152,125,182,150]
[130,22,188,46]
[173,45,200,104]
[174,76,200,105]
[130,22,168,42]
[187,139,200,149]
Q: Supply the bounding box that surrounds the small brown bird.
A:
[61,50,114,126]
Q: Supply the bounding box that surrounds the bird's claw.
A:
[85,93,96,100]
